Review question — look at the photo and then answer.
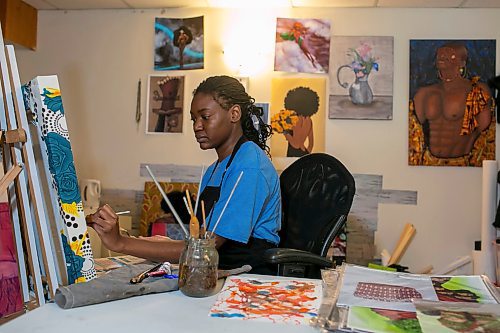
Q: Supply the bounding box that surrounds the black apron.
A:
[197,137,277,275]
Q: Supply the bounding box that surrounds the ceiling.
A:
[21,0,500,10]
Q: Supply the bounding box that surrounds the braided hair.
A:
[193,75,272,155]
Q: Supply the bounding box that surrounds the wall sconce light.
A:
[220,9,281,76]
[222,46,268,76]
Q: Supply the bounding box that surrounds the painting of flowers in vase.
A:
[329,36,394,120]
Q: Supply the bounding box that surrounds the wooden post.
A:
[0,163,22,194]
[6,45,61,297]
[0,27,45,306]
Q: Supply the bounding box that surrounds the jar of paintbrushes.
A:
[178,188,219,297]
[178,236,218,297]
[144,166,243,298]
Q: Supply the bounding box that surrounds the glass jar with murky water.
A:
[178,237,218,297]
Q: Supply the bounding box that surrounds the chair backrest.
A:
[278,153,355,257]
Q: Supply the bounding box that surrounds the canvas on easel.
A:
[0,39,54,308]
[23,75,97,284]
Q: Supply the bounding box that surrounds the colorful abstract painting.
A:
[210,276,322,324]
[23,76,96,284]
[274,18,331,74]
[0,203,23,318]
[154,16,204,70]
[146,75,185,134]
[270,77,326,158]
[408,39,496,167]
[329,36,394,120]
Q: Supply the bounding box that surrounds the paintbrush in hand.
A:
[85,210,131,236]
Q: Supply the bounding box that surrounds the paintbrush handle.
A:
[190,216,200,239]
[210,171,243,237]
[217,265,252,279]
[130,262,163,284]
[194,165,205,216]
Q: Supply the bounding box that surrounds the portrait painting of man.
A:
[409,40,496,167]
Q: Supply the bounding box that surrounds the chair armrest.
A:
[263,248,334,268]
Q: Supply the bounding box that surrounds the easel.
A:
[0,26,60,312]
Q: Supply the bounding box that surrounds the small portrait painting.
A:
[255,103,269,125]
[154,16,204,70]
[329,36,394,120]
[254,103,270,137]
[146,75,185,134]
[409,40,496,167]
[274,18,331,74]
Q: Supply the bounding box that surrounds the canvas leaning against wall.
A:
[274,18,331,74]
[146,75,185,134]
[408,39,496,167]
[329,36,394,120]
[24,76,96,284]
[154,16,204,70]
[270,77,326,158]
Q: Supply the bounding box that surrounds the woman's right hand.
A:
[86,204,124,253]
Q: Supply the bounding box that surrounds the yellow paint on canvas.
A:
[61,202,79,216]
[270,77,326,157]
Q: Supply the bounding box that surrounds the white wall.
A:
[13,7,500,272]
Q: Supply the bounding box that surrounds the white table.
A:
[2,275,320,333]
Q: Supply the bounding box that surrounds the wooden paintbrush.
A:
[185,189,199,239]
[200,200,206,238]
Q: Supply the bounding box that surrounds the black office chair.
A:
[263,153,356,279]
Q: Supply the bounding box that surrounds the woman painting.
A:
[87,76,281,275]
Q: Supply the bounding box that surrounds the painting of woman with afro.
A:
[271,78,326,158]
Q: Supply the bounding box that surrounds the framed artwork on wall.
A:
[255,103,269,125]
[154,16,204,70]
[274,18,331,74]
[146,75,185,134]
[329,36,394,120]
[254,103,269,137]
[270,77,326,158]
[408,39,496,167]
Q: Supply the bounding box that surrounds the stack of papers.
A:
[320,264,500,333]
